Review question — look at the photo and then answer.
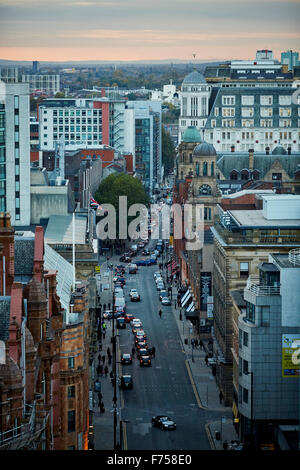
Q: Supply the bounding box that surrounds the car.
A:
[130,292,140,302]
[129,288,138,298]
[156,283,164,291]
[136,259,147,266]
[152,416,176,430]
[137,348,149,358]
[140,355,151,367]
[131,318,141,326]
[161,297,171,306]
[155,277,163,284]
[135,332,147,343]
[154,272,161,279]
[128,263,138,274]
[159,290,168,301]
[124,256,132,263]
[121,353,132,365]
[132,325,143,334]
[124,313,135,323]
[115,287,123,295]
[136,340,147,350]
[149,257,157,265]
[103,310,113,319]
[119,375,133,390]
[135,329,146,339]
[116,277,126,285]
[116,317,126,328]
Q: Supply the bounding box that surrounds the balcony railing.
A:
[245,275,280,296]
[289,248,300,266]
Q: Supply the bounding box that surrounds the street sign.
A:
[95,266,100,273]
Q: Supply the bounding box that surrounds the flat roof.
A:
[230,210,300,228]
[45,214,87,244]
[272,253,300,269]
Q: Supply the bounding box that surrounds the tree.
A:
[55,91,65,98]
[94,173,150,238]
[162,126,175,173]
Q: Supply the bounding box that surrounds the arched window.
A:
[252,170,260,180]
[203,162,208,176]
[240,169,249,180]
[230,170,239,180]
[211,161,214,176]
[196,162,200,176]
[189,153,193,163]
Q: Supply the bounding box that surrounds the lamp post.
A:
[111,267,118,451]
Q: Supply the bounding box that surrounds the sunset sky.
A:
[0,0,299,62]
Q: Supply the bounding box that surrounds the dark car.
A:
[116,317,126,328]
[137,348,149,358]
[121,353,132,365]
[136,259,146,266]
[135,330,147,341]
[140,355,151,367]
[152,416,176,430]
[119,375,133,390]
[159,290,168,301]
[136,340,147,350]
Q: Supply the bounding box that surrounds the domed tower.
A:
[179,70,211,144]
[190,141,221,226]
[177,126,202,179]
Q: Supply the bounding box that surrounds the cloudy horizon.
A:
[0,0,299,62]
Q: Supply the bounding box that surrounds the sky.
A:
[0,0,299,62]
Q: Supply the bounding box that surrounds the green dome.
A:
[272,145,287,155]
[182,126,202,143]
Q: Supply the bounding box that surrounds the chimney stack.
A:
[248,148,254,171]
[287,147,291,155]
[266,146,270,155]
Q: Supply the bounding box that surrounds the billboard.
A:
[282,334,300,377]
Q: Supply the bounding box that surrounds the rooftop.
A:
[45,214,87,244]
[230,210,300,228]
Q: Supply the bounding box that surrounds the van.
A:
[116,317,126,329]
[128,263,138,274]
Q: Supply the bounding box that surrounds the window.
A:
[241,95,254,106]
[222,119,235,128]
[211,119,216,128]
[260,107,273,117]
[14,96,19,108]
[68,410,76,433]
[242,119,254,128]
[279,95,291,105]
[243,331,248,347]
[204,207,211,220]
[240,262,249,277]
[243,360,249,375]
[279,107,291,117]
[260,95,273,105]
[222,107,235,117]
[203,161,208,176]
[222,96,235,105]
[68,386,75,398]
[68,357,75,369]
[239,329,243,348]
[279,119,291,128]
[243,387,248,404]
[260,119,273,128]
[241,107,254,117]
[246,302,255,323]
[272,173,282,180]
[214,107,219,117]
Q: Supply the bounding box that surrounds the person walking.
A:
[107,347,111,357]
[109,370,114,385]
[159,309,162,318]
[131,346,135,357]
[97,392,103,403]
[152,346,156,358]
[205,354,208,366]
[96,364,101,377]
[102,354,106,365]
[200,340,204,350]
[108,302,111,310]
[219,391,224,404]
[108,353,112,365]
[103,303,106,311]
[195,338,198,349]
[104,365,109,377]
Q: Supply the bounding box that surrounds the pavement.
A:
[91,249,240,451]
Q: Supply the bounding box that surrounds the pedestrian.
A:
[102,355,106,364]
[103,303,106,311]
[152,346,156,358]
[131,346,135,357]
[205,354,208,366]
[102,331,106,340]
[108,302,111,310]
[174,300,176,309]
[195,338,198,349]
[102,322,107,331]
[108,354,112,365]
[219,391,224,404]
[191,338,195,348]
[96,364,101,376]
[107,347,111,357]
[104,365,109,377]
[100,401,105,413]
[109,370,114,385]
[223,440,228,451]
[159,309,162,318]
[98,353,101,362]
[97,392,103,402]
[200,340,204,350]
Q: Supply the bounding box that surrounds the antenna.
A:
[193,53,196,70]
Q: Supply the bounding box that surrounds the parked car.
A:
[159,290,168,301]
[152,416,176,430]
[119,375,133,390]
[116,317,126,328]
[161,297,171,306]
[129,289,138,298]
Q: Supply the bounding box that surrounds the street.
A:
[117,260,211,450]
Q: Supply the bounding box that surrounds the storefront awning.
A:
[185,310,199,319]
[181,292,191,307]
[186,301,194,312]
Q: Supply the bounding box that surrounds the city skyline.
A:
[0,0,299,62]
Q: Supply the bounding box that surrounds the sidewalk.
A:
[168,278,240,450]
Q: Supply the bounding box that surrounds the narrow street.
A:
[118,261,211,450]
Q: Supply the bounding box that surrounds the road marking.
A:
[185,360,205,409]
[205,423,216,450]
[123,422,128,450]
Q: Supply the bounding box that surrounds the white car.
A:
[129,288,138,298]
[131,318,142,326]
